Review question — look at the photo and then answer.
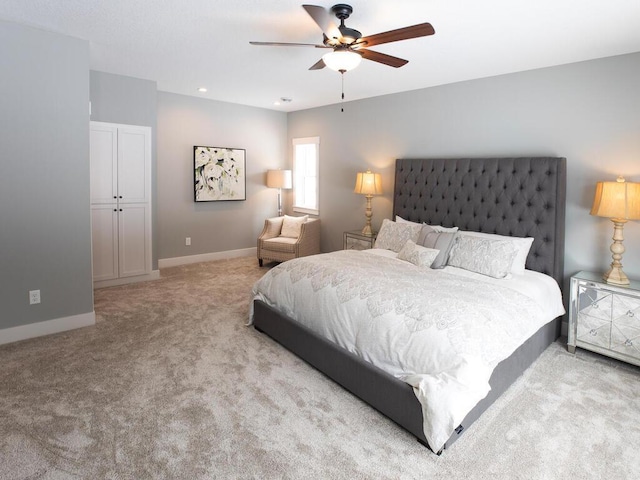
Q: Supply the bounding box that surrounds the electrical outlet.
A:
[29,290,41,305]
[185,237,191,246]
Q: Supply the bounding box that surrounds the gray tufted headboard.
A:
[393,157,566,286]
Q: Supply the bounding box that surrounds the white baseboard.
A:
[159,247,256,268]
[94,270,160,289]
[0,311,95,346]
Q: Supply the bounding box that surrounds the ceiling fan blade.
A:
[355,23,435,49]
[309,58,326,70]
[250,41,329,48]
[358,49,408,68]
[302,4,341,42]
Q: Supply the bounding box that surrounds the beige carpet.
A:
[1,256,639,479]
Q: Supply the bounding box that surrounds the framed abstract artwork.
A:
[194,146,246,202]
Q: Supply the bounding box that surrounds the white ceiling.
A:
[2,0,640,112]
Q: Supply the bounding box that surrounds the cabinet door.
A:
[91,205,119,281]
[118,204,151,278]
[576,285,612,349]
[118,126,151,204]
[90,124,118,204]
[610,293,640,359]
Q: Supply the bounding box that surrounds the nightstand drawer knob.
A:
[627,310,635,317]
[591,303,599,309]
[625,339,633,347]
[589,329,598,336]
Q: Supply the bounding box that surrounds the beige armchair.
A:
[257,216,321,266]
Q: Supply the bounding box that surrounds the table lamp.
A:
[266,169,292,217]
[590,176,640,285]
[354,170,383,235]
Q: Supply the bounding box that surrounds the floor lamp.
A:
[266,169,292,217]
[354,170,383,235]
[590,176,640,285]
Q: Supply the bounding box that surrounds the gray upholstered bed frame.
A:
[253,157,566,453]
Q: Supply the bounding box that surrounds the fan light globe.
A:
[322,50,362,72]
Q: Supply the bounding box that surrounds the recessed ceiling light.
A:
[274,97,292,107]
[197,87,207,93]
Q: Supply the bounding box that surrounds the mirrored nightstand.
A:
[568,271,640,367]
[343,230,377,251]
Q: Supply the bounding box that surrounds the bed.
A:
[250,157,566,453]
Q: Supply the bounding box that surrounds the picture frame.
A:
[194,146,246,202]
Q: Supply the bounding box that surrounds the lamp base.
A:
[361,225,373,236]
[276,189,283,217]
[603,266,630,286]
[361,194,374,237]
[603,218,630,286]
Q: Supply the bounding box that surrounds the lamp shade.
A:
[322,50,362,72]
[590,176,640,220]
[354,170,383,195]
[266,169,292,189]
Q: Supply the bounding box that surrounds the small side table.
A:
[343,230,377,251]
[568,271,640,367]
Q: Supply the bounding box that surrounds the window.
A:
[292,136,319,215]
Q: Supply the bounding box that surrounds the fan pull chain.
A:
[340,69,346,112]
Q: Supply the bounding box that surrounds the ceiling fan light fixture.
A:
[322,50,362,72]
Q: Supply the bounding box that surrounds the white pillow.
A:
[280,215,308,238]
[395,215,421,226]
[374,219,422,253]
[459,231,533,275]
[447,235,518,279]
[397,240,440,268]
[395,215,458,232]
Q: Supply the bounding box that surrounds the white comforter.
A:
[249,250,565,452]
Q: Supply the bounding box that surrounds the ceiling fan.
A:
[250,4,435,72]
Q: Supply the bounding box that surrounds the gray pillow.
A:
[416,225,458,268]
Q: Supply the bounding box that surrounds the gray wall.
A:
[0,20,93,329]
[157,92,287,260]
[90,71,159,269]
[288,52,640,284]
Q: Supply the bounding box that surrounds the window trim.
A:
[292,136,320,216]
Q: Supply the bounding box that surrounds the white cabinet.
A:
[90,122,152,284]
[118,204,151,278]
[91,205,118,281]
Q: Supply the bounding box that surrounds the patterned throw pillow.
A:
[280,215,308,238]
[374,219,423,253]
[447,235,518,278]
[397,240,440,268]
[459,231,534,275]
